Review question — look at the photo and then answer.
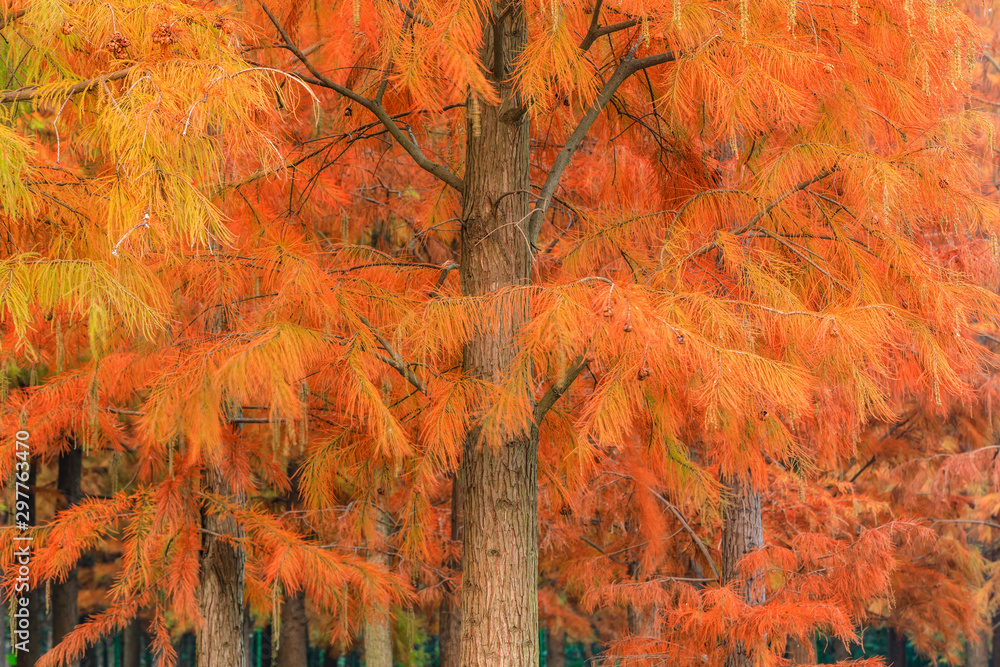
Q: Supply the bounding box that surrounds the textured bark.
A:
[547,625,566,667]
[457,3,536,667]
[787,635,814,664]
[122,616,142,667]
[277,590,309,667]
[364,504,393,667]
[887,627,907,667]
[966,628,989,667]
[196,465,247,667]
[52,446,83,666]
[721,474,764,667]
[439,476,463,667]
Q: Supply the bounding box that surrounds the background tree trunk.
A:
[52,445,82,666]
[122,617,142,667]
[833,636,851,662]
[457,3,536,667]
[364,502,393,667]
[787,635,814,664]
[887,627,907,667]
[21,460,43,667]
[547,625,566,667]
[438,475,463,667]
[993,609,1000,667]
[721,474,764,667]
[965,628,989,667]
[196,465,247,667]
[277,590,309,667]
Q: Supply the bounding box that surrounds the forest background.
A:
[3,0,1000,666]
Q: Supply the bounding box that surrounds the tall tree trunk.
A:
[887,627,907,667]
[277,590,309,667]
[196,465,246,667]
[364,503,393,667]
[966,628,989,667]
[721,474,764,667]
[547,625,566,667]
[458,4,535,667]
[439,475,463,667]
[787,635,814,664]
[122,616,142,667]
[52,445,83,665]
[19,461,43,667]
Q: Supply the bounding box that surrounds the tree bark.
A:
[966,628,989,667]
[547,624,566,667]
[439,475,463,667]
[364,503,393,667]
[787,635,814,664]
[196,465,247,667]
[993,609,1000,667]
[887,627,907,667]
[122,616,142,667]
[721,474,764,667]
[52,445,83,666]
[457,4,536,667]
[21,461,43,667]
[277,590,309,667]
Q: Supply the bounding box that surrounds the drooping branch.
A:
[259,1,465,194]
[358,315,430,396]
[527,47,678,247]
[650,489,720,581]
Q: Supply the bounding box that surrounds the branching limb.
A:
[359,315,430,396]
[528,46,679,247]
[650,489,720,580]
[534,354,588,426]
[260,1,465,194]
[579,0,639,52]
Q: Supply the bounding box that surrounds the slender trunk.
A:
[887,627,907,667]
[363,503,393,667]
[323,644,341,667]
[458,4,535,667]
[787,635,813,664]
[966,628,989,667]
[52,445,83,665]
[122,616,142,667]
[276,590,308,667]
[547,625,566,667]
[439,475,463,667]
[196,465,246,667]
[721,474,764,667]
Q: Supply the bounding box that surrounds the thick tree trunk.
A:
[966,628,989,667]
[721,474,764,667]
[787,635,814,664]
[277,590,309,667]
[196,465,247,667]
[364,504,393,667]
[122,616,142,667]
[52,446,83,665]
[547,625,566,667]
[887,627,906,667]
[439,476,463,667]
[457,3,536,667]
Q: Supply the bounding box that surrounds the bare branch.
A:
[358,315,430,396]
[650,489,721,581]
